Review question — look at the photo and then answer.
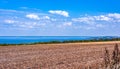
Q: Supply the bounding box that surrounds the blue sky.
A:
[0,0,120,36]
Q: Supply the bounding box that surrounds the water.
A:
[0,36,119,44]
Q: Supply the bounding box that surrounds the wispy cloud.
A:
[72,16,95,25]
[72,13,120,24]
[20,7,28,9]
[94,15,111,21]
[42,16,50,19]
[26,14,40,20]
[108,13,120,19]
[63,22,72,26]
[1,9,120,32]
[0,9,18,13]
[4,20,17,24]
[49,10,69,17]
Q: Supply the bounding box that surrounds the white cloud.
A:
[94,15,111,21]
[49,10,69,17]
[42,16,50,19]
[0,9,24,14]
[26,14,40,20]
[85,27,96,30]
[108,13,120,19]
[72,13,120,25]
[0,9,18,13]
[1,8,120,31]
[51,18,57,21]
[57,22,72,28]
[63,22,72,26]
[4,20,16,24]
[96,24,104,28]
[72,17,95,25]
[74,24,104,30]
[18,22,46,29]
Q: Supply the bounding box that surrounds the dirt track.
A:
[0,41,120,69]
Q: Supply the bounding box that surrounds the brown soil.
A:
[0,41,120,69]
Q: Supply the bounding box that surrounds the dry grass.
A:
[0,41,120,69]
[103,44,120,69]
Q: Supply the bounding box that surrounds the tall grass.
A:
[85,44,120,69]
[104,47,110,68]
[101,44,120,69]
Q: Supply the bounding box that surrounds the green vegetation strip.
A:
[0,38,120,46]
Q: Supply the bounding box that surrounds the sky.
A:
[0,0,120,36]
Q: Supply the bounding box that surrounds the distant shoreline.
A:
[0,38,120,46]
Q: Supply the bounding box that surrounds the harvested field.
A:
[0,41,120,69]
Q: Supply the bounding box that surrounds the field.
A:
[0,41,120,69]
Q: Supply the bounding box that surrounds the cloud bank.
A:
[0,9,120,36]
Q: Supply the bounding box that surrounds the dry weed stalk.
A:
[112,44,119,65]
[104,47,110,68]
[103,44,120,69]
[88,44,120,69]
